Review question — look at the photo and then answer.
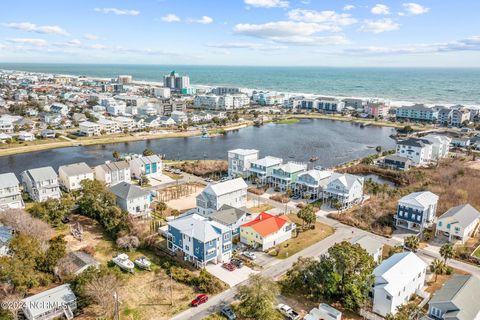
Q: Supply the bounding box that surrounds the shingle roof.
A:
[438,204,480,229]
[399,191,439,208]
[429,275,480,320]
[100,160,130,172]
[59,162,92,177]
[60,251,99,273]
[210,205,250,226]
[350,235,383,257]
[251,156,283,168]
[397,138,432,148]
[109,182,150,200]
[0,173,19,189]
[24,166,57,182]
[374,252,427,295]
[384,155,411,162]
[169,214,225,242]
[241,212,290,237]
[328,172,363,189]
[204,178,248,196]
[22,284,76,318]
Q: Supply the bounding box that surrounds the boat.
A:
[112,253,135,273]
[309,156,319,162]
[134,256,152,270]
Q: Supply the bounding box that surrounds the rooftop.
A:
[399,191,439,208]
[109,182,150,200]
[203,178,248,196]
[438,204,480,229]
[59,162,92,177]
[241,212,290,237]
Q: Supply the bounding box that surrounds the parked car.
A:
[242,251,257,260]
[291,195,301,200]
[230,258,243,268]
[191,294,208,307]
[220,305,236,320]
[222,262,236,271]
[276,303,300,320]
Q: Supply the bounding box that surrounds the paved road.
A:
[172,198,480,320]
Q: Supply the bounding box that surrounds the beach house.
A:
[423,134,451,160]
[0,172,24,210]
[109,182,152,217]
[395,191,438,231]
[248,156,283,184]
[196,178,248,216]
[382,155,412,171]
[58,162,94,192]
[94,161,131,186]
[209,205,252,238]
[435,204,480,243]
[270,162,307,191]
[427,275,480,320]
[350,234,384,263]
[22,284,77,320]
[21,167,61,202]
[373,252,427,317]
[240,212,295,251]
[396,138,433,166]
[129,155,163,180]
[79,121,101,136]
[228,148,259,178]
[322,173,364,210]
[293,169,333,201]
[167,213,233,267]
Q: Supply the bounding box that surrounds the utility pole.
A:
[113,291,119,320]
[170,271,173,306]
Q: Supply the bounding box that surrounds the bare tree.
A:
[85,275,122,318]
[116,235,140,251]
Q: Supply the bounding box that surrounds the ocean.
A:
[0,63,480,105]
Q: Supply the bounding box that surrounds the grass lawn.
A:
[248,203,274,213]
[269,214,334,259]
[472,245,480,258]
[273,118,300,125]
[164,172,183,180]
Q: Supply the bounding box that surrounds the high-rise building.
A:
[163,71,190,91]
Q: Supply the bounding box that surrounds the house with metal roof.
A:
[373,252,427,317]
[196,178,248,216]
[322,173,364,210]
[293,169,333,201]
[270,162,307,191]
[395,191,439,231]
[20,166,61,202]
[94,160,131,186]
[55,250,100,277]
[427,275,480,320]
[109,182,152,217]
[0,172,24,210]
[435,204,480,243]
[167,213,233,267]
[129,155,163,180]
[209,204,252,237]
[248,156,283,184]
[22,284,76,320]
[304,303,342,320]
[240,212,295,251]
[58,162,94,192]
[350,234,384,263]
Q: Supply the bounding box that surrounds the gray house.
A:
[20,167,61,202]
[109,182,152,217]
[0,172,24,210]
[428,275,480,320]
[22,284,77,320]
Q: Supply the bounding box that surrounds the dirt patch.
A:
[171,160,227,177]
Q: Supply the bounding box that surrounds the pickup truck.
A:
[276,303,300,320]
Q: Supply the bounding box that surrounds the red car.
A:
[191,294,208,307]
[222,262,236,271]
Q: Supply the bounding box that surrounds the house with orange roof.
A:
[240,212,296,251]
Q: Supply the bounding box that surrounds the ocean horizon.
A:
[1,63,480,105]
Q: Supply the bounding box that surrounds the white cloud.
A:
[402,3,430,15]
[206,42,286,50]
[234,21,348,45]
[7,38,48,46]
[161,14,181,23]
[188,16,214,24]
[83,34,98,40]
[68,39,82,46]
[343,5,355,11]
[94,8,140,16]
[89,44,107,50]
[244,0,289,8]
[3,22,69,36]
[359,19,399,33]
[287,9,357,30]
[371,4,390,15]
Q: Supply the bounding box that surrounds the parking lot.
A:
[206,263,259,287]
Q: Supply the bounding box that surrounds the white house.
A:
[21,167,61,202]
[423,134,451,160]
[18,131,35,141]
[304,303,342,320]
[294,169,333,201]
[0,173,24,210]
[97,118,120,134]
[322,173,364,210]
[170,111,188,123]
[248,156,283,184]
[350,234,384,263]
[228,149,259,178]
[94,161,131,186]
[58,162,94,192]
[395,191,439,231]
[22,284,77,320]
[196,178,248,216]
[113,116,135,131]
[129,155,163,180]
[396,138,433,166]
[373,252,427,317]
[109,182,152,217]
[436,204,480,243]
[79,121,101,136]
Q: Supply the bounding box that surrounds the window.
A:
[438,221,442,227]
[386,295,391,300]
[185,245,189,251]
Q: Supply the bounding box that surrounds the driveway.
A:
[206,263,259,287]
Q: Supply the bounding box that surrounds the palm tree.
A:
[112,150,120,161]
[430,259,447,282]
[440,243,455,263]
[404,235,420,252]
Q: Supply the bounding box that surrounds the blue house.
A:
[167,214,232,268]
[395,191,439,231]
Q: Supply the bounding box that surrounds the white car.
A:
[276,304,300,320]
[242,251,257,260]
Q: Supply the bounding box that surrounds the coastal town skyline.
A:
[1,0,480,67]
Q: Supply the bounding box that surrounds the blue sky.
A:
[1,0,480,66]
